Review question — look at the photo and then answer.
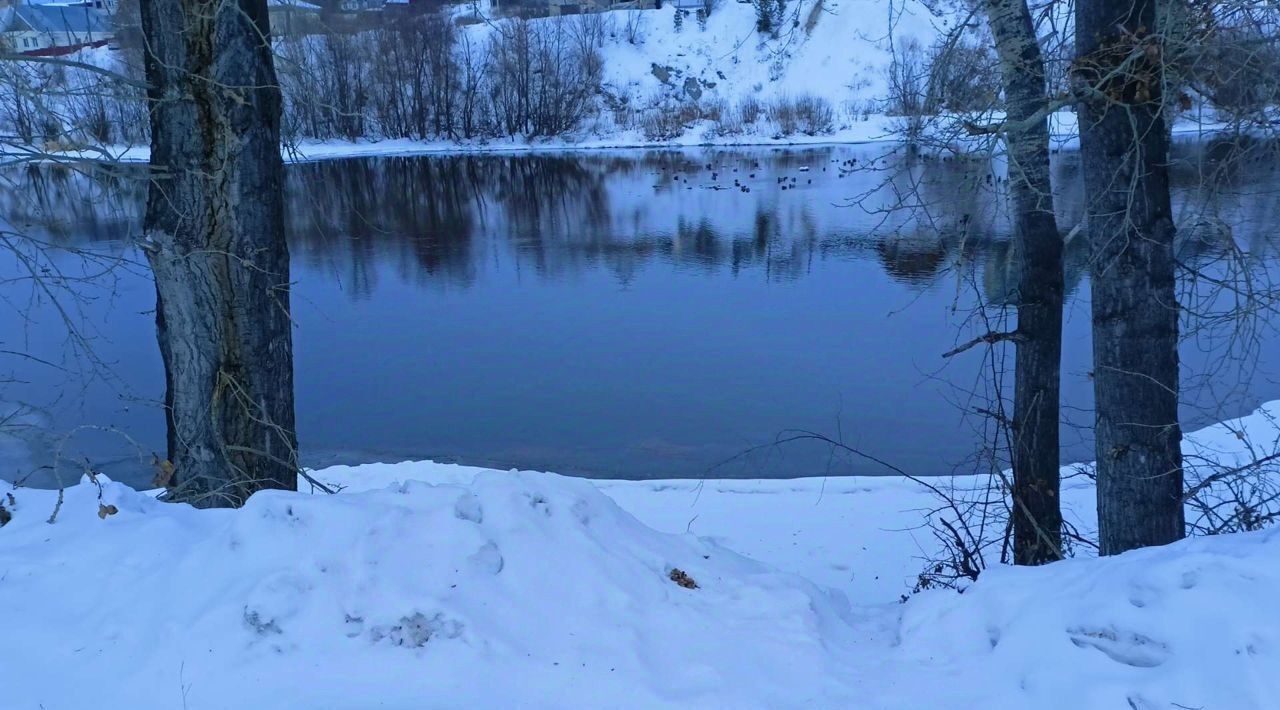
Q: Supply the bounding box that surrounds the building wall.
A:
[5,30,48,52]
[269,7,323,36]
[3,30,112,55]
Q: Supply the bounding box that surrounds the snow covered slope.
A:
[902,530,1280,710]
[4,407,1280,708]
[0,472,865,708]
[596,0,943,111]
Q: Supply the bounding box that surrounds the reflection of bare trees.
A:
[285,152,836,286]
[849,138,1276,311]
[4,144,1278,304]
[0,164,144,245]
[288,157,481,294]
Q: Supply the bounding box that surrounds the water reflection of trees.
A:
[4,144,1277,304]
[285,152,841,288]
[0,164,144,246]
[878,140,1280,307]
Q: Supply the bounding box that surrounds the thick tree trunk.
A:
[985,0,1064,565]
[1075,0,1185,553]
[139,0,297,506]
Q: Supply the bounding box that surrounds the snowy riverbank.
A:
[1,0,1255,168]
[3,403,1280,707]
[17,110,1243,167]
[20,120,904,166]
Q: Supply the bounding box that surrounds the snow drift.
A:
[902,530,1280,709]
[4,431,1280,707]
[0,470,861,708]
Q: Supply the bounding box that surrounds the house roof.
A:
[267,0,323,10]
[5,4,112,34]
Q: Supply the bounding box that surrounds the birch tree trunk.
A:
[1075,0,1185,553]
[985,0,1065,564]
[139,0,297,507]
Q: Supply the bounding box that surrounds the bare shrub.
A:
[640,98,691,141]
[925,38,999,113]
[1192,24,1280,118]
[311,32,371,139]
[273,11,604,142]
[456,31,489,139]
[886,36,928,141]
[738,95,764,126]
[713,110,744,136]
[769,98,797,136]
[0,61,49,144]
[622,8,646,44]
[700,97,728,124]
[763,95,834,137]
[792,95,834,135]
[0,49,150,148]
[488,18,600,137]
[887,36,928,116]
[568,11,614,55]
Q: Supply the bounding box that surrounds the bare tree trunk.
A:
[1075,0,1184,553]
[139,0,297,507]
[985,0,1064,564]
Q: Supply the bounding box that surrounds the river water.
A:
[1,142,1278,488]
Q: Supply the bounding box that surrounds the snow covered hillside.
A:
[2,0,959,156]
[6,0,1259,159]
[591,0,942,118]
[4,405,1280,708]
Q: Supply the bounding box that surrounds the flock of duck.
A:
[653,155,869,194]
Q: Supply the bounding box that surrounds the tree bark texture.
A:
[1075,0,1185,553]
[140,0,297,506]
[985,0,1066,565]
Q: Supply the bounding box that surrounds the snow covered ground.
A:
[27,110,1239,166]
[3,405,1280,708]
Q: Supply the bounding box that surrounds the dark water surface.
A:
[2,143,1279,488]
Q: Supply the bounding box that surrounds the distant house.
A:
[547,0,595,15]
[267,0,323,35]
[312,0,384,32]
[544,0,656,15]
[335,0,382,11]
[382,0,448,18]
[1,2,112,56]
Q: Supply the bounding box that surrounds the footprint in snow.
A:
[1067,626,1170,668]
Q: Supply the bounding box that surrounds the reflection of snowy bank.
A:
[0,400,155,489]
[0,401,53,485]
[15,111,1258,166]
